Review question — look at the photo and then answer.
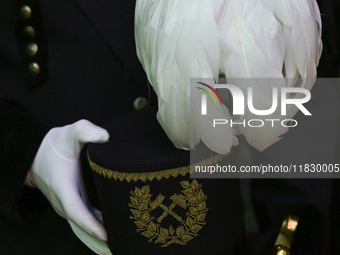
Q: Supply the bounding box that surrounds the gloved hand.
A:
[29,119,112,255]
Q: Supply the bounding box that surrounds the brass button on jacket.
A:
[28,62,40,75]
[20,5,32,19]
[133,96,150,110]
[23,26,36,38]
[26,43,38,56]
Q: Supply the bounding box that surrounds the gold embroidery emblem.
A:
[129,179,208,247]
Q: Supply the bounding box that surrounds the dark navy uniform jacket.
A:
[0,0,153,254]
[0,0,149,215]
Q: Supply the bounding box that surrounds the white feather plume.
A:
[134,0,322,153]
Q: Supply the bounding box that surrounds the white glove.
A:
[29,119,112,255]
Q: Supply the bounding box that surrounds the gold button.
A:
[26,43,38,56]
[20,5,32,19]
[23,26,35,38]
[28,62,40,75]
[133,96,150,110]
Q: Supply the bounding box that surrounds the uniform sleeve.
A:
[0,93,52,218]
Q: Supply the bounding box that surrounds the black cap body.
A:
[88,107,243,254]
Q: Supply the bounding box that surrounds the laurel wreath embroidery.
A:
[129,179,208,247]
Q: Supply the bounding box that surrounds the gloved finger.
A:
[72,119,110,144]
[69,220,112,255]
[62,192,108,241]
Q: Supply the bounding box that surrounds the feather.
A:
[217,0,288,151]
[274,0,322,118]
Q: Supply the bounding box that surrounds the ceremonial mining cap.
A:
[88,107,242,255]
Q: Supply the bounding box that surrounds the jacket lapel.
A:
[72,0,147,88]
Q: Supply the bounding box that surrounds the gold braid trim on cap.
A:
[88,152,226,183]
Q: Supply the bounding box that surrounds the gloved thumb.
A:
[47,120,109,161]
[72,119,110,144]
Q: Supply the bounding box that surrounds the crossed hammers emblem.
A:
[149,193,187,224]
